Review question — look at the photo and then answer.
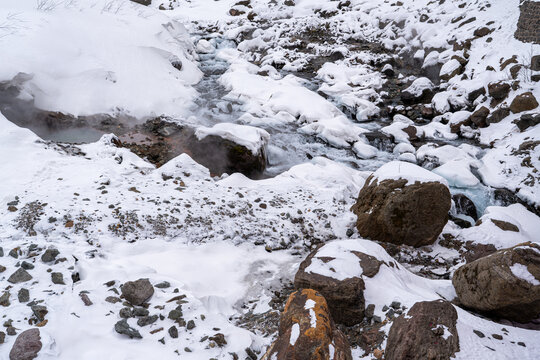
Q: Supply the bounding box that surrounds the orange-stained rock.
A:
[262,289,352,360]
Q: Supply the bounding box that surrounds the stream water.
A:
[0,31,503,216]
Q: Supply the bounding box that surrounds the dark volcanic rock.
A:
[385,300,459,360]
[121,278,154,306]
[262,289,352,360]
[453,242,540,323]
[9,328,42,360]
[351,166,451,247]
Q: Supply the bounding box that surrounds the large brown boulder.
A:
[294,245,383,326]
[9,328,42,360]
[452,242,540,323]
[385,300,459,360]
[262,289,352,360]
[351,162,451,247]
[510,92,539,113]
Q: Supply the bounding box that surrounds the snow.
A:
[403,77,434,97]
[0,0,201,118]
[509,264,540,286]
[195,123,270,155]
[0,0,539,358]
[304,299,317,328]
[440,59,461,79]
[459,204,540,249]
[372,161,448,186]
[289,323,300,345]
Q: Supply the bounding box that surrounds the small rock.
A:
[133,307,149,317]
[119,308,133,319]
[7,327,17,336]
[168,326,178,338]
[9,328,42,360]
[0,265,6,273]
[114,319,142,339]
[0,331,5,344]
[0,291,10,307]
[8,268,33,284]
[473,330,485,338]
[155,281,170,289]
[31,305,48,321]
[474,27,492,37]
[168,309,183,321]
[469,106,489,128]
[41,248,59,263]
[9,248,19,259]
[209,333,227,347]
[121,278,154,306]
[51,272,65,285]
[488,82,510,100]
[487,107,510,124]
[18,289,29,303]
[137,315,158,327]
[365,304,375,319]
[186,320,195,330]
[105,296,121,304]
[79,293,93,306]
[492,334,503,340]
[515,114,540,132]
[21,261,34,270]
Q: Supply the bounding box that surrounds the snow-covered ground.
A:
[0,0,539,359]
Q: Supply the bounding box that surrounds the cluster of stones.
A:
[263,161,540,359]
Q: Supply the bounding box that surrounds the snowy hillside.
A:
[0,0,539,359]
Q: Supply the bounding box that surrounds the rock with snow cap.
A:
[262,289,352,360]
[294,244,383,325]
[452,242,540,323]
[401,77,434,103]
[351,161,451,247]
[191,123,269,178]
